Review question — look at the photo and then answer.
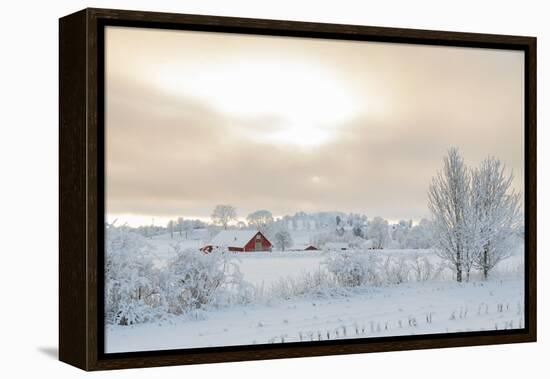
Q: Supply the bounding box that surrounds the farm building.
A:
[202,230,272,253]
[304,245,320,251]
[324,242,349,251]
[288,244,320,252]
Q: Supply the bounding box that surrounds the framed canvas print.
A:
[59,8,537,371]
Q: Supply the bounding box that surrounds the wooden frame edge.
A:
[59,8,89,370]
[59,8,537,371]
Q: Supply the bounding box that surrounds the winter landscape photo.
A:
[104,26,525,353]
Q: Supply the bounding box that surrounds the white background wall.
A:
[0,0,547,377]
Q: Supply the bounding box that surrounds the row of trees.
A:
[211,206,294,250]
[428,148,522,282]
[310,216,433,251]
[166,218,205,239]
[162,206,296,251]
[211,206,276,232]
[212,205,435,251]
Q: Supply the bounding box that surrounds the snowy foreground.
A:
[106,247,524,353]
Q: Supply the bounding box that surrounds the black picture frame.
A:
[59,7,537,371]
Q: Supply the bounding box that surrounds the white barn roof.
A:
[209,230,260,248]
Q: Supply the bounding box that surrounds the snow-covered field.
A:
[105,233,525,353]
[145,233,523,286]
[106,278,524,352]
[234,250,438,286]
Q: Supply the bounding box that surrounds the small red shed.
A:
[304,245,320,251]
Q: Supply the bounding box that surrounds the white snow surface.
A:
[105,235,525,353]
[106,278,524,353]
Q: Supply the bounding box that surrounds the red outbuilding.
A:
[304,245,320,251]
[202,230,272,253]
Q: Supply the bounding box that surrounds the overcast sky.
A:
[105,26,524,226]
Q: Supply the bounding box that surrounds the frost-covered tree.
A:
[428,149,523,282]
[367,217,389,249]
[334,215,345,236]
[211,204,237,230]
[311,229,365,250]
[176,217,184,237]
[273,230,293,251]
[167,220,175,239]
[391,220,411,248]
[471,157,522,280]
[246,210,274,232]
[404,218,433,249]
[352,225,365,238]
[182,220,195,239]
[428,148,470,282]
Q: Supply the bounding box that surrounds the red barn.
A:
[304,245,319,251]
[202,230,272,253]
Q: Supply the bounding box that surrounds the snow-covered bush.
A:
[324,252,381,287]
[263,270,341,300]
[168,245,253,314]
[170,248,224,311]
[105,224,160,325]
[106,226,257,326]
[410,255,445,281]
[112,300,162,326]
[381,256,410,285]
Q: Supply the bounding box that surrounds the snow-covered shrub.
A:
[411,255,445,281]
[105,224,160,325]
[412,255,432,281]
[381,256,410,285]
[324,252,380,287]
[113,300,161,326]
[169,247,224,313]
[263,270,341,300]
[168,245,252,314]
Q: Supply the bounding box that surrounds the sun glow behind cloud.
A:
[155,59,360,147]
[105,27,525,224]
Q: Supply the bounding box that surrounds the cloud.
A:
[105,27,525,223]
